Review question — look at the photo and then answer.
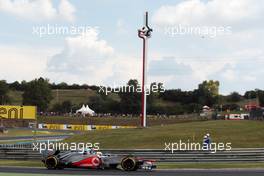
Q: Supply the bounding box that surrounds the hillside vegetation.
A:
[7,89,257,110]
[7,89,178,109]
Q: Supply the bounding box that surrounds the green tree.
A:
[0,80,10,104]
[89,95,105,112]
[51,103,62,112]
[57,82,68,89]
[148,82,158,104]
[119,79,141,114]
[227,92,242,102]
[51,100,72,113]
[196,80,220,106]
[61,100,72,113]
[22,78,53,111]
[244,90,257,99]
[147,82,165,114]
[89,94,119,113]
[198,80,219,97]
[256,90,264,107]
[9,81,21,90]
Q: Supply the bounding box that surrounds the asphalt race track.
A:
[0,167,264,176]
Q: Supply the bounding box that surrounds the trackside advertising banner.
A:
[0,105,36,119]
[38,123,136,131]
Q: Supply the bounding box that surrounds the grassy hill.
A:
[7,90,23,105]
[64,120,264,149]
[7,89,98,107]
[49,89,97,106]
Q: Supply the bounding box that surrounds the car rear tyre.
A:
[121,157,138,171]
[45,156,59,169]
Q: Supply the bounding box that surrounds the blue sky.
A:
[0,0,264,95]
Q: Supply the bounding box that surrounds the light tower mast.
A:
[138,12,153,127]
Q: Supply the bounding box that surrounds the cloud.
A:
[244,75,256,82]
[147,55,236,90]
[149,57,192,76]
[188,58,235,81]
[0,45,57,82]
[47,28,141,85]
[221,69,236,81]
[116,19,127,34]
[150,0,264,93]
[0,0,75,22]
[47,28,114,81]
[58,0,75,22]
[152,0,264,26]
[1,0,264,95]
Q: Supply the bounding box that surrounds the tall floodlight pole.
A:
[138,12,153,127]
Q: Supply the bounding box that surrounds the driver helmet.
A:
[96,152,102,156]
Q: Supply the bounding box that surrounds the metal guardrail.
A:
[0,147,263,162]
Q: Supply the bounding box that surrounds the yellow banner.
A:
[46,124,64,130]
[0,105,36,119]
[37,123,136,131]
[118,126,136,129]
[65,124,88,131]
[95,125,113,130]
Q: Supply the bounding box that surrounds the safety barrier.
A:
[0,147,263,162]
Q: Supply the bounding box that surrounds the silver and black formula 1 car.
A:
[42,149,156,171]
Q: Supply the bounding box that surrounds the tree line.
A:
[1,78,264,115]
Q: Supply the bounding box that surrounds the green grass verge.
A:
[157,162,264,169]
[37,115,202,126]
[0,174,44,176]
[64,120,264,149]
[0,173,75,176]
[0,160,43,167]
[0,129,72,137]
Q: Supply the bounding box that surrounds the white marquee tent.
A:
[76,104,95,116]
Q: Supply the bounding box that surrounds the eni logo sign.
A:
[0,105,36,119]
